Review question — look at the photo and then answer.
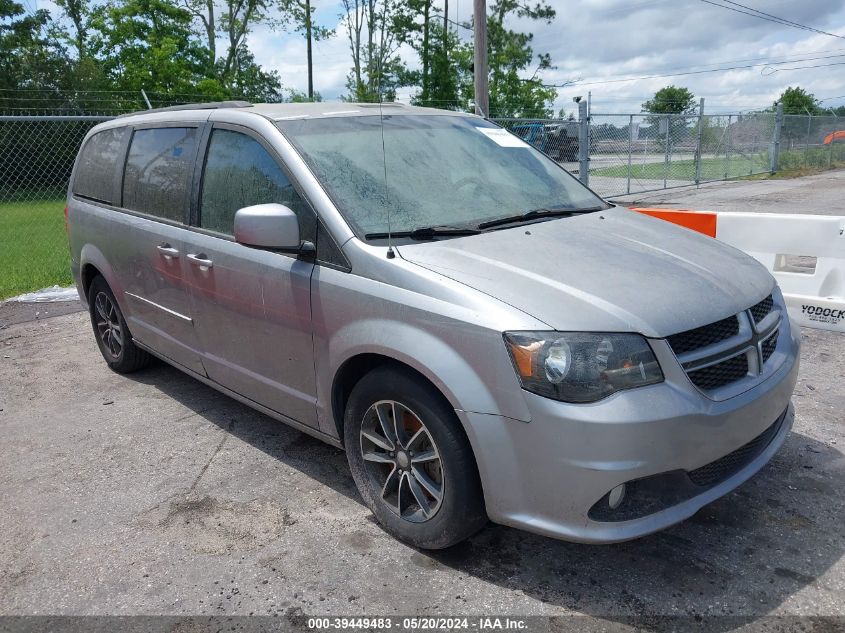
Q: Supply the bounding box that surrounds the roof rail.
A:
[117,100,253,118]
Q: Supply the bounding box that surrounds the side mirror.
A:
[234,203,306,253]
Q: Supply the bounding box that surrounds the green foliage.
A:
[775,86,822,115]
[1,0,69,92]
[642,86,696,114]
[341,0,411,102]
[480,0,557,118]
[778,143,845,170]
[287,88,322,102]
[89,0,208,94]
[445,0,556,117]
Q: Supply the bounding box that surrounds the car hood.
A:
[396,207,774,337]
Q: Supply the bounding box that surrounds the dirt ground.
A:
[0,316,843,629]
[611,168,845,216]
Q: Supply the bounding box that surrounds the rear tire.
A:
[88,275,151,373]
[344,366,487,549]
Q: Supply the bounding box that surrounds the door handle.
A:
[157,243,180,259]
[187,253,214,269]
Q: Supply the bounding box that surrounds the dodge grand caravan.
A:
[67,102,799,549]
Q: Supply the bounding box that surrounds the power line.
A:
[569,52,845,87]
[559,46,845,82]
[719,0,845,40]
[764,60,845,74]
[698,0,845,41]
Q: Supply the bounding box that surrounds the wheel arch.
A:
[332,351,489,516]
[331,353,457,445]
[80,262,102,301]
[79,244,122,305]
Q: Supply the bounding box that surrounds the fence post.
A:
[626,114,633,195]
[830,118,836,168]
[663,115,670,189]
[770,103,783,174]
[725,114,732,179]
[694,98,705,185]
[578,99,589,186]
[804,114,812,167]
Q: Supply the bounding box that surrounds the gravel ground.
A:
[610,168,845,215]
[1,172,844,629]
[0,310,843,627]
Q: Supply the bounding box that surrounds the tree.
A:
[642,85,696,114]
[53,0,90,59]
[282,0,332,100]
[775,86,822,115]
[450,0,558,117]
[642,86,697,144]
[400,0,461,108]
[178,0,288,94]
[89,0,208,94]
[341,0,410,102]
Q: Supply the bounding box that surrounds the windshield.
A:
[276,114,607,238]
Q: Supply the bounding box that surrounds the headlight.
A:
[503,332,663,403]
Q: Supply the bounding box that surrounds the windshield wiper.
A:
[477,206,607,230]
[365,225,482,241]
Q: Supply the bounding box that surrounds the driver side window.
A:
[199,128,316,239]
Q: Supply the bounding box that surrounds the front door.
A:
[182,126,319,427]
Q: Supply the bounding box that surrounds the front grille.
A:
[687,354,748,390]
[762,329,779,363]
[688,417,782,486]
[667,316,739,355]
[668,294,781,394]
[750,294,774,323]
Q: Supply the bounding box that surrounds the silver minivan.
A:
[67,102,799,549]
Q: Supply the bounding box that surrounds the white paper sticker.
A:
[476,127,531,148]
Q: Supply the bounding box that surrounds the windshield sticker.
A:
[476,127,531,148]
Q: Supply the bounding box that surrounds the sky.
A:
[246,0,845,115]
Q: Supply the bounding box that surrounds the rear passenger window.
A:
[122,127,197,222]
[199,129,315,238]
[73,127,127,203]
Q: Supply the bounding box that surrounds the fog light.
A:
[608,484,626,509]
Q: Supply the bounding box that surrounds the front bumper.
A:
[457,320,800,543]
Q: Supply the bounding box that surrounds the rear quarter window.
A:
[122,127,198,222]
[72,127,128,204]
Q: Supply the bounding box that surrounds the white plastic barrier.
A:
[717,213,845,333]
[635,209,845,333]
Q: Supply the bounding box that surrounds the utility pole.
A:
[473,0,488,117]
[305,0,314,100]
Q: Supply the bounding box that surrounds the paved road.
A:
[1,310,843,625]
[610,169,845,214]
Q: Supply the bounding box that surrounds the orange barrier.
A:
[632,208,717,237]
[823,130,845,145]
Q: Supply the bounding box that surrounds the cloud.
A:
[524,0,845,114]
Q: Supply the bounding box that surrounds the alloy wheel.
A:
[94,291,123,359]
[359,400,444,523]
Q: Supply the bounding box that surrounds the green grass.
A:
[0,197,72,299]
[592,156,770,180]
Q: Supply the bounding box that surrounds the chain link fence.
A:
[493,108,845,198]
[1,104,844,298]
[0,115,113,298]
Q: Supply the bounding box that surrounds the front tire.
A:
[88,275,151,373]
[344,366,487,549]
